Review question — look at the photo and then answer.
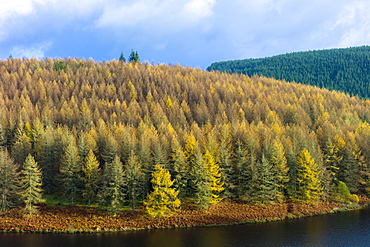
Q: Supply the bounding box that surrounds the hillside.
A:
[207,46,370,98]
[1,58,370,217]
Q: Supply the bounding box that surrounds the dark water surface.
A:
[2,207,370,246]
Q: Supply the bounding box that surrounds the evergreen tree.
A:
[128,50,140,63]
[19,154,44,216]
[119,52,126,62]
[144,164,180,217]
[124,150,144,209]
[233,142,253,198]
[0,149,20,212]
[296,149,323,202]
[268,139,289,201]
[170,138,188,199]
[249,154,278,204]
[81,150,101,205]
[194,150,224,209]
[59,141,81,204]
[99,155,125,215]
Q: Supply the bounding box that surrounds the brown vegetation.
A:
[0,200,348,233]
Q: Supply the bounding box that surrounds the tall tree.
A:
[124,150,144,209]
[193,150,224,209]
[144,164,181,217]
[19,154,44,216]
[0,149,20,212]
[296,149,323,202]
[81,150,101,205]
[59,141,81,204]
[249,154,278,204]
[268,139,289,201]
[99,155,125,215]
[128,50,140,63]
[119,52,126,62]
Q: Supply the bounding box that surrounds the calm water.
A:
[1,207,370,247]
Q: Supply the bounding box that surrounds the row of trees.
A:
[0,58,368,215]
[119,50,140,63]
[207,46,370,98]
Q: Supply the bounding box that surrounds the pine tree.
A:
[170,138,188,199]
[194,150,224,209]
[0,149,20,212]
[249,154,278,204]
[128,50,140,63]
[19,154,44,216]
[81,150,101,205]
[144,164,180,217]
[124,150,144,209]
[99,155,125,215]
[59,141,81,204]
[268,139,289,201]
[296,149,323,202]
[233,142,253,198]
[119,52,126,62]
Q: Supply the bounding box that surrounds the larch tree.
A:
[0,149,20,212]
[99,155,125,215]
[81,149,101,205]
[144,164,181,217]
[296,149,323,202]
[19,154,44,216]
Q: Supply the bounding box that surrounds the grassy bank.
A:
[1,198,368,233]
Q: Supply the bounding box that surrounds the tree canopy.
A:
[207,46,370,99]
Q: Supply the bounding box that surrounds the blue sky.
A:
[1,0,370,69]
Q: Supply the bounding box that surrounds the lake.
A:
[1,207,370,246]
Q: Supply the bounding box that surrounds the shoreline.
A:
[0,199,368,234]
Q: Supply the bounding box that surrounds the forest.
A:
[1,57,370,219]
[207,46,370,99]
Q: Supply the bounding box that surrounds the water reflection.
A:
[1,208,370,246]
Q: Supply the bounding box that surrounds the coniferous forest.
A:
[1,57,370,228]
[207,46,370,99]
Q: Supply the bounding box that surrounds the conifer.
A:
[99,155,125,215]
[81,150,101,205]
[124,150,144,209]
[144,164,180,217]
[0,149,20,212]
[296,149,323,202]
[19,154,44,216]
[59,141,81,204]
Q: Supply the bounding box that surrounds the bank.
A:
[1,197,369,233]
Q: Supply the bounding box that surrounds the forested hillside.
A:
[207,46,370,98]
[1,58,370,215]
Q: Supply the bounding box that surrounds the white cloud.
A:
[96,0,216,30]
[10,41,52,59]
[330,1,370,47]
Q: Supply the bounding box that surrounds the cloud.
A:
[96,0,215,31]
[10,41,52,59]
[2,0,370,68]
[330,1,370,47]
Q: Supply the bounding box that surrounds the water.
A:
[1,207,370,246]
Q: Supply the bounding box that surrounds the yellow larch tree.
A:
[144,164,181,217]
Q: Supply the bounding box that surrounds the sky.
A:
[1,0,370,69]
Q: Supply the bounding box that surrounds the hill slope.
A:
[207,46,370,98]
[0,58,370,211]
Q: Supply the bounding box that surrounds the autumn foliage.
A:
[0,57,368,224]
